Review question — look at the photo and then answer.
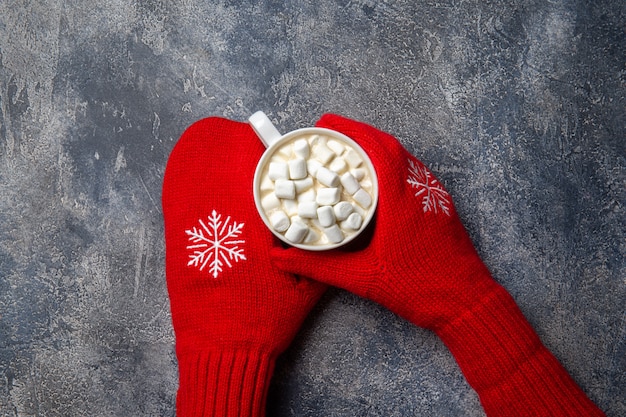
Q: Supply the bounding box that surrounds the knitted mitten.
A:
[162,117,326,416]
[272,114,605,417]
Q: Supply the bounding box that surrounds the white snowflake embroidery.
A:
[185,210,246,278]
[407,158,451,216]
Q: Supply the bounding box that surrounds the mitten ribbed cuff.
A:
[176,348,276,417]
[436,285,605,417]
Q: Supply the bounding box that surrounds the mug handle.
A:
[249,111,282,148]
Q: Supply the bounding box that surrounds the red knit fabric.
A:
[162,117,325,416]
[272,114,605,416]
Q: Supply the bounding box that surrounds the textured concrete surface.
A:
[0,0,624,416]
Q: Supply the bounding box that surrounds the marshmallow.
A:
[303,229,320,244]
[288,158,307,179]
[327,140,345,156]
[284,221,309,243]
[297,188,316,203]
[314,143,335,164]
[324,225,344,243]
[333,201,354,221]
[275,144,292,160]
[307,159,323,177]
[274,179,296,200]
[261,194,281,211]
[283,199,298,216]
[341,212,362,230]
[316,167,340,187]
[352,202,367,217]
[329,157,348,174]
[270,211,290,232]
[360,180,373,192]
[317,206,335,227]
[351,168,366,181]
[316,188,340,205]
[294,177,314,193]
[353,188,372,208]
[293,138,310,159]
[298,201,318,218]
[269,162,289,180]
[344,149,363,168]
[340,172,360,195]
[260,176,274,192]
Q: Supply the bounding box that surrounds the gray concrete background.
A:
[0,0,624,416]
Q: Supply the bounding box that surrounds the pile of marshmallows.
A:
[257,134,375,246]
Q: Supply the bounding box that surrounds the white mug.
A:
[250,111,378,250]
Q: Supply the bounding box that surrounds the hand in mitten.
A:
[162,117,326,417]
[272,114,604,417]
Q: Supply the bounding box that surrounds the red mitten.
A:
[162,117,326,416]
[272,114,604,417]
